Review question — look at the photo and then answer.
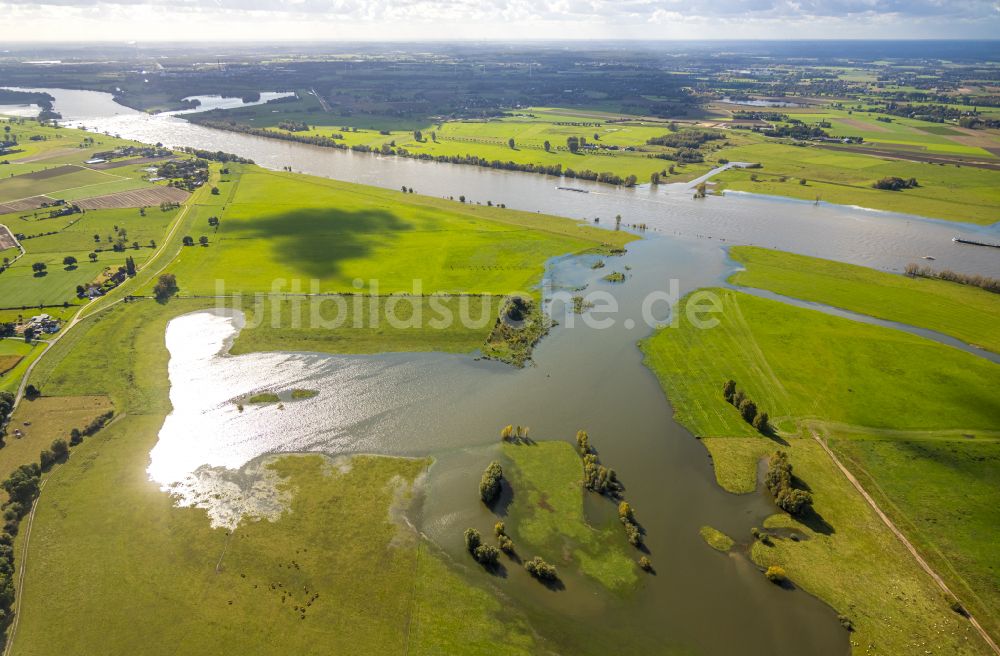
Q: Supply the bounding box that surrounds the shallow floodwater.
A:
[13,86,992,654]
[18,87,1000,278]
[155,236,849,655]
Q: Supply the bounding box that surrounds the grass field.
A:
[230,295,500,356]
[501,441,637,593]
[830,433,1000,641]
[747,437,989,656]
[0,339,41,395]
[729,246,1000,353]
[641,288,1000,655]
[161,164,633,297]
[13,430,546,655]
[710,141,1000,224]
[0,395,112,480]
[640,289,999,439]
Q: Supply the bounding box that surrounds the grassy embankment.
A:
[190,100,721,183]
[501,441,637,592]
[641,287,999,655]
[729,246,1000,353]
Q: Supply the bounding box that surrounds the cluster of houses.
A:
[16,313,61,336]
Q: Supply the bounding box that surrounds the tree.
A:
[210,186,220,195]
[88,252,98,262]
[473,544,500,566]
[414,130,422,142]
[153,273,178,301]
[524,556,558,581]
[777,488,813,515]
[479,461,502,504]
[50,438,69,461]
[31,262,47,274]
[567,136,579,153]
[723,379,736,403]
[62,256,77,268]
[199,236,209,246]
[182,236,194,246]
[650,172,660,185]
[738,398,757,423]
[124,256,136,277]
[638,556,653,572]
[543,140,551,152]
[765,565,787,583]
[508,138,515,149]
[753,411,770,434]
[459,195,466,203]
[464,528,481,552]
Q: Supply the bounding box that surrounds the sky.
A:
[4,0,999,41]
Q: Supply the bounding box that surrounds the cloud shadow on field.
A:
[225,207,412,279]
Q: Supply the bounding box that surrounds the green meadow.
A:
[501,441,637,592]
[729,246,1000,353]
[641,289,1000,655]
[162,165,633,297]
[193,100,717,182]
[709,141,999,224]
[640,289,999,439]
[230,295,499,356]
[0,339,41,395]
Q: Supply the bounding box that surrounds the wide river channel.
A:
[14,88,1000,655]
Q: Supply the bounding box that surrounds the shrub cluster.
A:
[723,380,770,433]
[479,461,503,505]
[524,556,558,581]
[495,522,515,554]
[872,176,918,191]
[576,430,622,497]
[463,528,499,566]
[905,263,999,294]
[618,501,643,548]
[764,451,813,516]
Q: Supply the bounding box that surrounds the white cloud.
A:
[2,0,997,40]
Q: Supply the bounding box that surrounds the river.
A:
[9,86,998,278]
[13,87,1000,655]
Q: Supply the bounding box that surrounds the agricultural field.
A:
[728,246,1000,353]
[708,139,1000,224]
[0,339,41,396]
[641,287,1000,654]
[159,164,633,297]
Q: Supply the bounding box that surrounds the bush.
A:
[524,556,558,581]
[618,501,634,524]
[498,534,515,554]
[494,521,506,537]
[738,398,757,423]
[752,412,770,433]
[479,461,503,504]
[638,556,653,572]
[473,544,500,566]
[764,451,813,516]
[153,273,178,301]
[765,565,787,583]
[464,528,481,552]
[623,521,643,547]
